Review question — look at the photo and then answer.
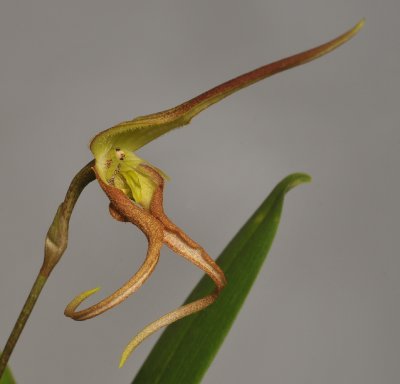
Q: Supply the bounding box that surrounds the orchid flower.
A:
[63,20,364,367]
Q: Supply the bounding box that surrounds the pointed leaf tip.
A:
[280,173,312,194]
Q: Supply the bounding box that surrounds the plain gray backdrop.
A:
[0,1,398,383]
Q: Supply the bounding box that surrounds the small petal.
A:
[96,146,165,209]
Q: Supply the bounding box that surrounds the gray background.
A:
[0,1,398,383]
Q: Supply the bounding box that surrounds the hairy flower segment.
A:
[64,20,364,367]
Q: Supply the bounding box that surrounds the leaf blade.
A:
[0,356,16,384]
[132,173,311,384]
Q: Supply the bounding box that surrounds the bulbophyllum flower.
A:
[64,20,364,367]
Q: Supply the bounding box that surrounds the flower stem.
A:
[0,160,95,379]
[0,273,47,378]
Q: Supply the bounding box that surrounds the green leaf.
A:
[132,173,311,384]
[0,356,16,384]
